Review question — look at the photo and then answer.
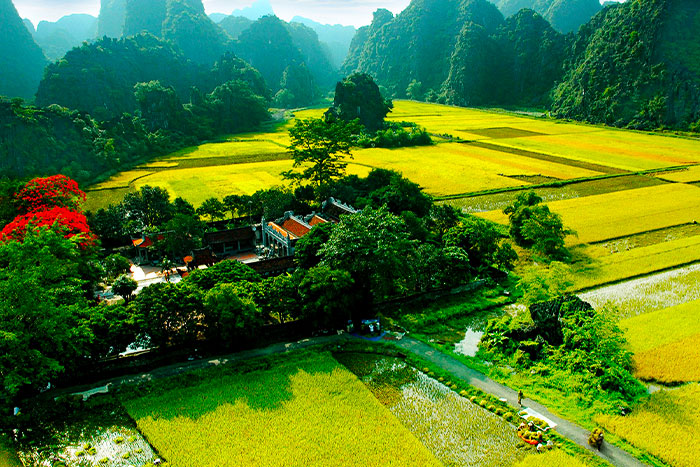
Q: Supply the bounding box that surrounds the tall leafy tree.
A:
[282,117,361,190]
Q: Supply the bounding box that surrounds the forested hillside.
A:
[495,0,601,33]
[34,14,97,60]
[0,0,47,100]
[552,0,700,130]
[343,0,565,108]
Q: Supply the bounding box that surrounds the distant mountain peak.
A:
[232,0,274,21]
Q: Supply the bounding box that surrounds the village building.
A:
[261,198,357,258]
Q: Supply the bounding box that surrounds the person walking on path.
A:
[518,389,524,406]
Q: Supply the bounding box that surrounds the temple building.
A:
[261,198,357,258]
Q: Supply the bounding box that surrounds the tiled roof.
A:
[281,217,311,238]
[309,215,328,226]
[268,222,295,239]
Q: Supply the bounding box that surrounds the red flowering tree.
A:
[1,207,96,248]
[16,175,86,214]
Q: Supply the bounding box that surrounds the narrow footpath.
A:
[394,336,646,467]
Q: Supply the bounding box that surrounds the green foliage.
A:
[129,281,202,348]
[102,254,132,280]
[480,296,646,408]
[282,117,362,189]
[551,0,700,130]
[0,228,92,406]
[122,185,173,231]
[356,121,432,149]
[274,63,316,108]
[443,215,517,271]
[319,206,416,302]
[504,191,573,259]
[357,169,432,217]
[294,221,335,269]
[298,265,355,328]
[203,283,262,343]
[112,274,138,304]
[183,259,260,290]
[196,197,226,221]
[326,73,392,132]
[518,262,574,305]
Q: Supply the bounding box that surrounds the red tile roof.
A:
[281,217,311,238]
[309,215,328,226]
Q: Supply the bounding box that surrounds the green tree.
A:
[196,197,227,221]
[294,222,335,269]
[158,214,206,259]
[0,227,92,406]
[282,118,362,190]
[298,265,355,329]
[129,281,202,348]
[443,215,517,271]
[518,262,574,305]
[203,284,262,344]
[121,185,173,231]
[326,73,392,132]
[134,81,187,132]
[183,259,261,291]
[319,206,416,302]
[112,274,138,304]
[102,253,131,280]
[504,191,574,259]
[406,79,424,100]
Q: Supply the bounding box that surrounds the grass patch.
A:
[596,384,700,467]
[122,351,440,467]
[0,434,21,467]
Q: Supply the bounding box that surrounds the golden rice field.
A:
[390,101,700,171]
[569,234,700,291]
[620,300,700,382]
[86,100,700,212]
[477,183,700,246]
[513,449,588,467]
[655,165,700,183]
[596,384,700,467]
[124,352,440,467]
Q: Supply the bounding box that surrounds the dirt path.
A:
[393,336,647,467]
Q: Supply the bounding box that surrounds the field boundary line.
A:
[572,259,700,294]
[435,166,692,201]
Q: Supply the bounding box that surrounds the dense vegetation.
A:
[552,0,700,130]
[0,0,47,100]
[495,0,601,33]
[343,0,567,108]
[3,53,269,184]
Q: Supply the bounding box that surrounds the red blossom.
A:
[16,175,87,214]
[1,207,96,249]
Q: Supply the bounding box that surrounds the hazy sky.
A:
[15,0,625,28]
[15,0,412,28]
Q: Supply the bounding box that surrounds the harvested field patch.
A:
[579,264,700,318]
[569,235,700,291]
[466,141,626,174]
[589,223,700,254]
[596,384,700,467]
[442,174,667,212]
[478,184,700,245]
[165,139,288,160]
[504,174,561,184]
[90,170,155,190]
[124,352,440,467]
[462,127,545,139]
